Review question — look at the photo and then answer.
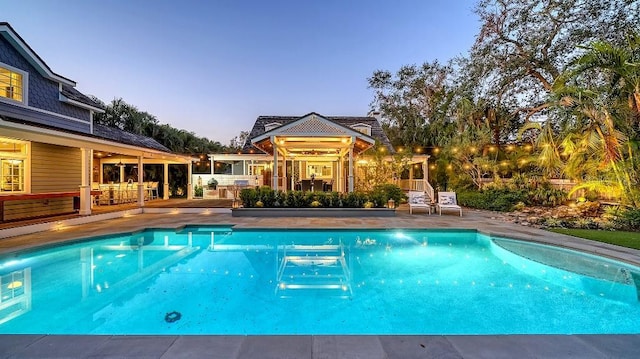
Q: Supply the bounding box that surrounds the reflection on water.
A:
[0,228,639,335]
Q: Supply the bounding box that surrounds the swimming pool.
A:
[0,226,638,335]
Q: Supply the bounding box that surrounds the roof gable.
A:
[0,22,75,86]
[242,112,394,154]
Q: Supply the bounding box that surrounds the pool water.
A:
[0,226,639,335]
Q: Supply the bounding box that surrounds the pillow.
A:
[411,195,425,204]
[439,195,453,205]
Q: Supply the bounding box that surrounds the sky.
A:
[2,0,479,144]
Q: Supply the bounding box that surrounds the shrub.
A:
[613,207,640,231]
[525,184,568,207]
[239,188,259,207]
[194,185,203,198]
[342,192,369,208]
[371,184,406,206]
[457,188,526,212]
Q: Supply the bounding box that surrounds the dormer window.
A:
[264,122,282,132]
[351,123,371,136]
[0,64,27,103]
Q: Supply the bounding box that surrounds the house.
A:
[201,112,432,200]
[0,22,192,222]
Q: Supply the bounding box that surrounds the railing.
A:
[398,179,435,202]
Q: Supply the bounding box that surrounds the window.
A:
[264,122,282,132]
[307,162,332,178]
[248,164,266,176]
[0,65,25,103]
[351,124,371,136]
[0,139,28,193]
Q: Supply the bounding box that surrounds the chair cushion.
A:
[439,196,454,205]
[410,195,425,204]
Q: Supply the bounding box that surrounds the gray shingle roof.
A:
[61,84,104,110]
[93,124,170,152]
[242,112,394,154]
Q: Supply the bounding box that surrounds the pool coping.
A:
[1,208,639,358]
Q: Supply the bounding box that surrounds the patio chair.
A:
[323,180,333,192]
[436,191,462,216]
[150,182,159,199]
[408,191,431,215]
[312,179,324,192]
[300,180,311,192]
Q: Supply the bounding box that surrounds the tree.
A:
[93,98,225,155]
[229,131,250,151]
[551,34,640,205]
[368,61,456,148]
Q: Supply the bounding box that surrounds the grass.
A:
[549,228,640,250]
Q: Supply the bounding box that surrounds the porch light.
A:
[387,199,395,209]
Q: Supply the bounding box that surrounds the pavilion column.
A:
[290,159,295,191]
[137,156,144,207]
[336,156,342,192]
[423,158,428,192]
[187,162,193,200]
[348,140,354,192]
[409,164,414,191]
[163,163,169,200]
[119,160,125,183]
[79,148,92,215]
[271,136,279,190]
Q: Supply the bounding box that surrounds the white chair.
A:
[437,191,462,216]
[408,191,431,214]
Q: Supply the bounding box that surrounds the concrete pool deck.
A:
[1,207,639,358]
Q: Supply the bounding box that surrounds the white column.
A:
[348,140,354,192]
[282,154,287,191]
[423,158,428,193]
[137,156,144,207]
[163,163,169,200]
[290,159,295,191]
[409,163,414,191]
[119,160,125,183]
[187,161,193,200]
[271,137,279,190]
[79,148,92,215]
[337,157,342,192]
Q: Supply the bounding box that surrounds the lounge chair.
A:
[437,191,462,216]
[408,191,431,214]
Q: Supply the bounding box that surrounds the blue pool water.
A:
[0,226,639,335]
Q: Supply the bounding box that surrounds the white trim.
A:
[59,93,105,113]
[0,118,191,161]
[0,24,76,86]
[0,99,91,124]
[0,137,30,194]
[0,61,29,105]
[252,114,376,144]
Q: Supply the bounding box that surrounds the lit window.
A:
[0,65,25,103]
[0,139,28,193]
[307,162,332,178]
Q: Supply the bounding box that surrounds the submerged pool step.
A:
[275,243,352,297]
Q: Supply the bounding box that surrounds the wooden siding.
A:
[1,142,81,221]
[31,142,81,192]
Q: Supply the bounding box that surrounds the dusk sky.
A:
[3,0,479,144]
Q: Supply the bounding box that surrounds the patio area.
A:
[0,206,639,358]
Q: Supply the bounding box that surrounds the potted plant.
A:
[207,178,218,190]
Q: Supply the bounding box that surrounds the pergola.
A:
[250,114,376,192]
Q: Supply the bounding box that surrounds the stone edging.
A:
[231,208,396,217]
